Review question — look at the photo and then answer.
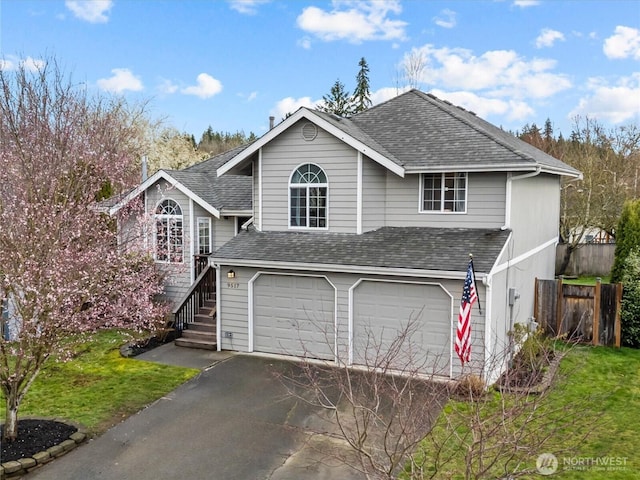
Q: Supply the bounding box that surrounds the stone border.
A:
[0,417,89,479]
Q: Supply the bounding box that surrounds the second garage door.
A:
[253,274,335,360]
[352,280,452,376]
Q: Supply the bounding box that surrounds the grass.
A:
[412,344,639,479]
[0,330,199,435]
[562,275,611,285]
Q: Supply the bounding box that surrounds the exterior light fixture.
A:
[227,269,236,279]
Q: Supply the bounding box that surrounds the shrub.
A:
[621,249,640,348]
[611,199,640,283]
[454,374,486,399]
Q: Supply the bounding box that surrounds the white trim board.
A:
[108,170,221,218]
[216,108,405,178]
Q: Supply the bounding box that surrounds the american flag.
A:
[455,260,478,365]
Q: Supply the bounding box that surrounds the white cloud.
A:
[157,79,179,95]
[97,68,143,93]
[296,0,407,44]
[181,73,223,99]
[228,0,270,15]
[535,28,565,48]
[247,91,258,101]
[431,89,534,121]
[271,96,322,120]
[297,37,312,49]
[0,56,45,72]
[513,0,540,7]
[434,9,456,29]
[569,74,640,124]
[370,86,409,105]
[603,26,640,60]
[407,45,571,100]
[65,0,112,23]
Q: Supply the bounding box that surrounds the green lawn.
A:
[413,345,639,479]
[0,330,199,435]
[562,275,611,285]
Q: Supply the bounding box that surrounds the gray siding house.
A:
[113,90,580,382]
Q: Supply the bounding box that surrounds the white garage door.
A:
[353,281,452,376]
[253,274,335,360]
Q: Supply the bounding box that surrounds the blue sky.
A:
[1,0,639,140]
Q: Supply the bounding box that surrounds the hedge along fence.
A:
[556,243,615,277]
[534,278,622,347]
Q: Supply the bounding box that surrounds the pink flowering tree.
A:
[0,58,169,441]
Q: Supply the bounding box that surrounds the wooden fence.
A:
[534,278,622,347]
[556,243,615,277]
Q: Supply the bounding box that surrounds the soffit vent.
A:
[301,122,318,141]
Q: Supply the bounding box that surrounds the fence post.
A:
[593,278,601,346]
[556,276,564,335]
[534,277,539,326]
[615,283,623,348]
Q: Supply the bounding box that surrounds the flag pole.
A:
[469,253,482,315]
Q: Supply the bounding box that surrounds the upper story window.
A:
[197,217,212,255]
[289,164,328,228]
[155,199,183,263]
[421,172,467,213]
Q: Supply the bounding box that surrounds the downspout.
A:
[482,273,494,382]
[500,167,541,378]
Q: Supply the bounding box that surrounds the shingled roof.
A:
[106,146,252,216]
[327,90,580,175]
[212,226,510,275]
[218,89,580,179]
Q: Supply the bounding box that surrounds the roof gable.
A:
[218,89,580,179]
[217,108,405,178]
[107,148,252,217]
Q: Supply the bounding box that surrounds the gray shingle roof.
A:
[163,146,252,211]
[312,90,580,176]
[212,226,510,274]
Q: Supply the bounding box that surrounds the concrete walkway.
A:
[28,346,364,480]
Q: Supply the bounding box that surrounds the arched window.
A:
[155,199,183,263]
[289,164,328,228]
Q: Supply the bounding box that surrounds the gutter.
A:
[210,257,477,281]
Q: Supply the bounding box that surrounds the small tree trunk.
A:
[557,244,575,276]
[4,392,19,441]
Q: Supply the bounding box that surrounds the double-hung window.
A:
[421,172,467,213]
[289,164,328,228]
[155,199,183,263]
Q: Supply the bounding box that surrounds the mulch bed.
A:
[497,350,557,392]
[1,419,77,463]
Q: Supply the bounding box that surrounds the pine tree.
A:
[352,57,372,113]
[317,79,354,117]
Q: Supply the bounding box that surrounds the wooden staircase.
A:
[174,299,217,350]
[172,264,217,351]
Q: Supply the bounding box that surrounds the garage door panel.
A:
[254,275,334,360]
[353,281,451,375]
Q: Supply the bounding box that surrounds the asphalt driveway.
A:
[28,354,364,480]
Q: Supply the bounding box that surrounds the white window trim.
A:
[154,198,184,264]
[288,162,330,230]
[197,217,212,255]
[418,172,468,214]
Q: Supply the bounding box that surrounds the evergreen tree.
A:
[352,57,372,113]
[611,200,640,283]
[197,126,255,155]
[317,79,354,117]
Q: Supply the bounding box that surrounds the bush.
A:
[611,199,640,283]
[621,249,640,348]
